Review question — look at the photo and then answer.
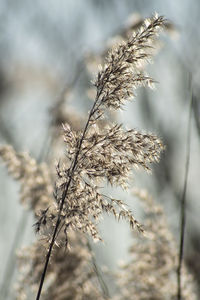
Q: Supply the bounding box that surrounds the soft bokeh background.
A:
[0,1,200,299]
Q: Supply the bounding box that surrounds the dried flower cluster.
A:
[93,15,164,111]
[0,145,53,211]
[36,15,165,249]
[86,13,176,77]
[116,189,197,300]
[0,146,106,299]
[16,231,104,300]
[1,13,195,300]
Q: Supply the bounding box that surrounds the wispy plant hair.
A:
[0,14,167,300]
[116,189,197,300]
[36,14,165,245]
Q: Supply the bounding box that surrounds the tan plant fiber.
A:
[0,14,186,300]
[36,15,165,246]
[0,146,105,299]
[16,231,104,300]
[0,145,53,211]
[115,189,197,300]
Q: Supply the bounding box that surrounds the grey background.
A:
[0,0,200,298]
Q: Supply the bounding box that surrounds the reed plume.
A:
[116,189,197,300]
[0,14,172,300]
[36,13,165,242]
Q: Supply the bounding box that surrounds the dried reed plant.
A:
[1,14,195,300]
[16,231,105,300]
[0,145,53,211]
[0,145,105,299]
[39,14,164,239]
[0,14,166,299]
[33,14,166,299]
[116,189,197,300]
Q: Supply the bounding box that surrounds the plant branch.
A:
[177,81,193,300]
[35,88,104,300]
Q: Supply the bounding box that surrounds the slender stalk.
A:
[177,85,193,300]
[35,93,101,300]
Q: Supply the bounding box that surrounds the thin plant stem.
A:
[177,82,193,300]
[35,92,102,300]
[0,60,85,300]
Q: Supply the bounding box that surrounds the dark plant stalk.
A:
[192,93,200,142]
[177,83,193,300]
[35,91,103,300]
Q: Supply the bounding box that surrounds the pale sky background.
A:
[0,1,200,298]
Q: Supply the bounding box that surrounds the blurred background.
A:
[0,0,200,299]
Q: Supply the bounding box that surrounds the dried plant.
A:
[0,145,53,211]
[25,14,166,298]
[86,13,176,76]
[116,189,197,300]
[38,13,165,240]
[16,231,104,300]
[1,13,195,300]
[0,146,106,299]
